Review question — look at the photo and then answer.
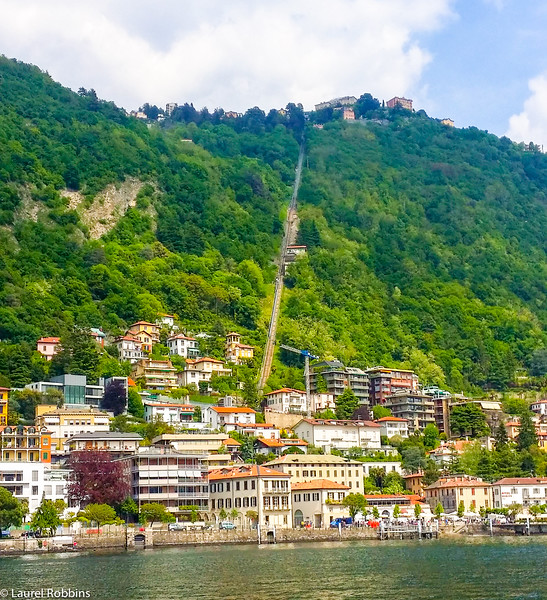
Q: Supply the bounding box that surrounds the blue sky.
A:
[1,0,547,145]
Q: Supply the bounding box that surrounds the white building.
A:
[225,422,280,439]
[64,432,142,456]
[361,461,404,477]
[115,336,145,364]
[178,357,232,389]
[263,388,307,413]
[209,465,292,529]
[491,477,547,511]
[0,463,69,514]
[167,334,200,359]
[292,480,350,528]
[203,406,256,429]
[374,416,409,439]
[293,418,381,453]
[530,400,547,417]
[143,400,195,424]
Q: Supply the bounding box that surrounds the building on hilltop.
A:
[132,358,177,393]
[386,97,413,110]
[225,332,254,364]
[126,321,160,352]
[314,96,357,111]
[342,107,355,120]
[209,465,291,529]
[165,103,178,116]
[440,118,454,127]
[115,335,145,364]
[167,334,200,359]
[36,337,61,361]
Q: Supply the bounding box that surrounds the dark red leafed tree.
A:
[67,450,130,506]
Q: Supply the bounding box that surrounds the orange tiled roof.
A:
[264,388,306,395]
[223,438,242,446]
[211,407,256,414]
[375,416,408,422]
[37,337,61,343]
[234,422,274,427]
[493,477,547,485]
[209,465,290,480]
[293,479,349,491]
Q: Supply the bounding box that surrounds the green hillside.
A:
[278,114,547,392]
[1,56,547,395]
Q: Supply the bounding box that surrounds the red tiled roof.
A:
[37,337,61,344]
[364,494,424,504]
[493,478,547,486]
[298,418,380,428]
[256,438,285,447]
[145,402,194,409]
[426,478,491,490]
[168,334,196,341]
[293,479,349,491]
[375,416,408,422]
[209,465,290,480]
[223,438,242,447]
[211,407,256,414]
[127,378,137,387]
[235,422,274,427]
[264,388,306,395]
[130,321,157,326]
[0,387,10,392]
[195,357,224,364]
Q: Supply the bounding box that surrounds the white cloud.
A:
[506,74,547,147]
[0,0,455,111]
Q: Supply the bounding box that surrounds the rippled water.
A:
[0,538,545,600]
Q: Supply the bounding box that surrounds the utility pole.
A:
[279,344,318,417]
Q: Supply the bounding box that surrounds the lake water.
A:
[0,538,545,600]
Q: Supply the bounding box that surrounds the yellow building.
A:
[0,387,9,426]
[424,475,491,513]
[225,332,254,365]
[0,425,52,463]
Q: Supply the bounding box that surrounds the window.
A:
[226,482,231,492]
[32,471,38,482]
[251,497,257,507]
[218,483,224,493]
[304,493,311,502]
[243,497,249,507]
[210,483,216,493]
[226,499,231,509]
[312,493,319,501]
[471,489,475,496]
[236,482,240,491]
[294,494,301,502]
[251,481,256,490]
[218,499,224,509]
[303,471,309,477]
[244,481,248,490]
[211,499,216,510]
[32,486,38,496]
[235,498,241,508]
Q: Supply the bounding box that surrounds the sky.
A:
[2,0,547,146]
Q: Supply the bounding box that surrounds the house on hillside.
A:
[36,337,61,361]
[203,406,256,429]
[225,332,254,364]
[293,418,381,453]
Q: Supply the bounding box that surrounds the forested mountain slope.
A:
[278,115,547,392]
[0,57,299,385]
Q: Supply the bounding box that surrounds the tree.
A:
[368,467,386,490]
[457,500,465,518]
[529,348,547,377]
[117,497,138,520]
[335,388,359,420]
[30,499,61,536]
[383,472,405,494]
[517,411,538,451]
[422,459,440,486]
[450,404,490,438]
[0,487,24,529]
[50,327,100,382]
[219,508,227,520]
[127,388,144,419]
[506,503,522,521]
[101,379,127,416]
[423,424,440,451]
[315,374,328,393]
[494,421,509,451]
[414,503,422,519]
[80,503,117,528]
[476,448,496,482]
[193,406,202,422]
[435,502,444,519]
[229,508,239,522]
[372,506,380,519]
[67,450,130,506]
[342,493,367,519]
[140,503,175,527]
[372,405,392,420]
[392,504,401,519]
[401,446,427,474]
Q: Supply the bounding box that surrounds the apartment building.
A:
[178,357,232,389]
[310,361,370,407]
[64,431,142,457]
[122,448,209,515]
[133,358,177,392]
[293,418,381,453]
[263,388,307,413]
[143,401,195,424]
[209,465,291,529]
[264,454,363,492]
[167,334,200,359]
[0,425,52,463]
[375,416,409,439]
[366,367,419,406]
[115,336,145,363]
[386,97,413,110]
[27,374,105,408]
[383,391,435,434]
[0,387,8,426]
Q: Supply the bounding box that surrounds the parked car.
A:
[169,521,208,531]
[20,531,36,538]
[219,521,236,530]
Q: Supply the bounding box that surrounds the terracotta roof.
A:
[167,334,196,341]
[209,465,290,480]
[130,321,157,327]
[264,388,306,396]
[256,438,285,447]
[293,479,349,491]
[116,335,142,343]
[0,387,10,392]
[194,357,224,364]
[426,478,491,490]
[282,438,308,445]
[223,438,242,447]
[127,378,137,387]
[375,416,408,422]
[493,478,547,486]
[235,422,274,427]
[363,494,424,504]
[297,418,380,428]
[403,473,424,479]
[236,343,254,349]
[211,407,256,414]
[37,337,61,343]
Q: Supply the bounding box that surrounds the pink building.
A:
[36,337,61,361]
